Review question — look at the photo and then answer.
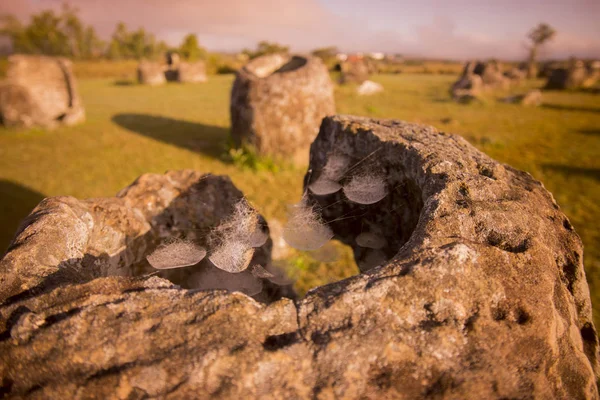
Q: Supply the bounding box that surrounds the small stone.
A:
[357,80,384,96]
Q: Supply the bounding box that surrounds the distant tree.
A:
[179,34,206,61]
[155,40,169,60]
[107,23,164,60]
[61,4,104,58]
[9,10,68,55]
[311,46,338,69]
[0,15,26,51]
[106,22,127,59]
[243,41,289,60]
[129,28,151,58]
[0,4,102,59]
[526,23,556,78]
[81,26,105,59]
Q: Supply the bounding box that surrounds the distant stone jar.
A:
[137,61,166,86]
[473,60,510,89]
[0,55,85,129]
[545,59,590,90]
[339,59,370,84]
[230,53,335,163]
[450,60,512,103]
[170,61,207,83]
[450,62,484,101]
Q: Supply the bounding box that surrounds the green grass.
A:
[0,74,599,325]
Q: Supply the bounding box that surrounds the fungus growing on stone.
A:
[309,154,351,195]
[250,264,275,279]
[355,231,387,249]
[211,199,264,246]
[343,173,387,204]
[208,241,255,274]
[283,199,334,251]
[248,228,269,248]
[207,199,268,273]
[308,178,342,196]
[147,240,207,269]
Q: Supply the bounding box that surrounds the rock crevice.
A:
[0,117,598,399]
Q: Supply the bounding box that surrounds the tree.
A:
[106,22,127,59]
[311,46,338,69]
[526,23,556,79]
[243,41,289,60]
[61,4,104,59]
[0,4,102,59]
[179,34,206,61]
[106,23,164,60]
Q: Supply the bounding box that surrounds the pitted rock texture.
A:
[0,55,85,128]
[504,67,527,83]
[339,59,370,84]
[545,59,591,90]
[303,115,599,398]
[137,61,166,86]
[472,60,510,89]
[0,170,291,307]
[175,61,207,83]
[164,61,207,83]
[451,61,510,101]
[230,53,335,164]
[0,119,598,399]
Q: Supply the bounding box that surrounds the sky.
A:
[1,0,599,60]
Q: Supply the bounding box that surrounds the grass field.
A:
[0,73,599,324]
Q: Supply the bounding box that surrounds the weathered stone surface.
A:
[503,67,527,83]
[473,60,510,89]
[451,61,510,101]
[520,89,543,106]
[450,61,484,101]
[0,170,292,306]
[166,51,180,67]
[176,61,207,83]
[501,89,543,107]
[1,118,598,399]
[230,53,335,163]
[0,55,85,128]
[545,59,589,90]
[339,59,370,84]
[164,61,207,83]
[137,61,166,86]
[539,61,561,78]
[583,61,600,88]
[301,116,598,398]
[357,80,384,96]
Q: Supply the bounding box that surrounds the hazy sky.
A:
[2,0,599,59]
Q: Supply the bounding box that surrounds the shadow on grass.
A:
[114,79,136,86]
[579,129,600,136]
[541,104,600,114]
[543,164,600,182]
[112,113,228,158]
[581,87,600,95]
[0,180,45,257]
